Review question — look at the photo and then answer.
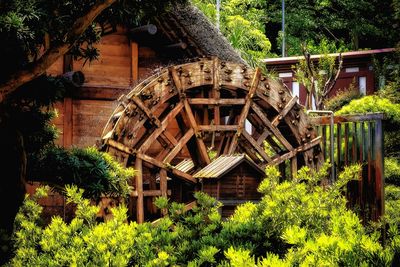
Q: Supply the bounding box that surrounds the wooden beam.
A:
[183,99,211,165]
[242,130,271,162]
[198,125,238,131]
[228,68,261,154]
[271,96,298,127]
[105,139,134,154]
[213,57,221,125]
[63,97,73,148]
[137,153,197,184]
[131,96,160,127]
[131,189,171,197]
[163,128,195,163]
[266,137,321,166]
[159,169,168,216]
[135,157,144,223]
[140,102,184,153]
[309,113,385,125]
[251,102,293,151]
[131,41,139,81]
[188,98,245,105]
[257,129,271,145]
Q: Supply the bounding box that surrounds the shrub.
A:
[385,157,400,186]
[324,85,362,111]
[7,165,400,266]
[29,147,134,200]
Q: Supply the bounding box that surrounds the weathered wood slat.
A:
[140,102,184,152]
[241,130,271,162]
[228,68,261,154]
[163,128,194,163]
[271,96,298,127]
[213,57,221,125]
[137,153,197,184]
[135,157,144,223]
[188,98,245,105]
[131,189,171,197]
[266,137,321,166]
[183,99,211,165]
[251,102,293,151]
[310,113,385,125]
[199,125,238,131]
[131,96,161,127]
[105,139,134,154]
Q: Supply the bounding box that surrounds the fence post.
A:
[374,118,384,220]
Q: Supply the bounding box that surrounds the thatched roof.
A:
[167,4,245,64]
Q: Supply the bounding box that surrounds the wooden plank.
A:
[199,125,238,131]
[310,113,385,125]
[228,68,261,154]
[271,96,298,126]
[241,131,271,162]
[163,128,194,163]
[131,189,171,197]
[344,123,349,165]
[188,98,245,105]
[137,153,197,184]
[63,97,73,148]
[374,119,384,220]
[251,102,293,151]
[135,157,144,223]
[139,102,184,152]
[257,129,271,145]
[160,169,168,216]
[131,41,139,81]
[337,123,342,170]
[105,139,134,154]
[266,137,321,166]
[131,96,161,127]
[213,57,221,125]
[183,99,211,165]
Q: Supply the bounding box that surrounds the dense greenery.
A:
[7,164,400,266]
[192,0,271,66]
[193,0,400,57]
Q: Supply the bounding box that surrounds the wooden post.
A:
[131,41,139,82]
[135,157,144,223]
[374,118,384,221]
[160,169,168,216]
[63,97,73,148]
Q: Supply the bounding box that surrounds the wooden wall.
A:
[46,27,169,149]
[202,163,263,217]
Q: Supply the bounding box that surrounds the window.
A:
[345,67,359,73]
[359,76,367,95]
[292,82,300,97]
[278,72,292,78]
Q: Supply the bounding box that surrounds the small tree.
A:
[293,45,343,110]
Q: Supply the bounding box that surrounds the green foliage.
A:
[30,146,134,200]
[192,0,271,66]
[8,165,400,266]
[385,157,400,186]
[268,0,398,55]
[324,84,362,111]
[337,96,400,124]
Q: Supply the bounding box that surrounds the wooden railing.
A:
[310,113,384,221]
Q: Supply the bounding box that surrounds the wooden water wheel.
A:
[100,57,323,222]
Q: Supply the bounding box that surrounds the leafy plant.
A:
[324,83,362,111]
[7,164,400,266]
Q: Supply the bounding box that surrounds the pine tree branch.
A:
[0,0,116,102]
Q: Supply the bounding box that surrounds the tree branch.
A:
[323,53,343,98]
[0,0,116,102]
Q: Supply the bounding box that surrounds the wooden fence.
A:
[310,113,384,222]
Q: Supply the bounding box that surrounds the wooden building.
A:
[194,155,264,217]
[45,3,244,149]
[263,48,395,108]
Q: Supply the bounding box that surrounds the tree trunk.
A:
[0,122,26,264]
